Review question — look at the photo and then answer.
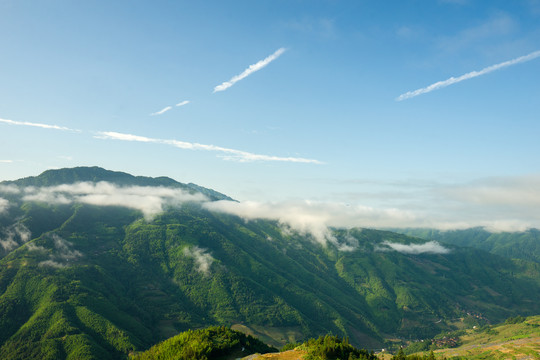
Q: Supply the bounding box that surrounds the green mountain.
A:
[0,167,539,359]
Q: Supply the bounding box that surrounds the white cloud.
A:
[176,100,190,107]
[377,240,450,254]
[22,181,208,219]
[204,173,540,242]
[0,198,8,213]
[52,234,82,260]
[204,200,418,248]
[0,236,17,251]
[396,49,540,101]
[150,100,189,116]
[0,223,31,251]
[183,246,214,274]
[96,131,322,164]
[213,48,286,92]
[38,259,65,268]
[150,106,173,116]
[0,117,80,132]
[26,242,47,253]
[30,234,81,268]
[0,160,14,163]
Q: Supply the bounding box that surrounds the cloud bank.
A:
[0,117,80,132]
[204,200,418,248]
[22,182,208,219]
[397,49,540,100]
[96,131,322,164]
[377,240,450,254]
[213,48,286,92]
[204,174,540,246]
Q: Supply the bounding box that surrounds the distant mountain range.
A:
[0,167,538,359]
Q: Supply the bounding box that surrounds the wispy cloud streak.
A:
[151,100,190,116]
[397,50,540,101]
[213,48,286,92]
[0,118,80,132]
[150,106,173,116]
[96,131,321,164]
[176,100,190,107]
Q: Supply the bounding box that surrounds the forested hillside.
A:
[0,167,539,359]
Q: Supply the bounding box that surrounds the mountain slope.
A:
[0,167,539,359]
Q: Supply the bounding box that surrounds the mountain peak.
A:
[2,166,233,201]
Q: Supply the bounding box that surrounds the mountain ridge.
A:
[1,166,233,202]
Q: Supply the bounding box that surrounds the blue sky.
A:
[1,0,540,231]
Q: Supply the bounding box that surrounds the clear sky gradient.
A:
[1,0,540,231]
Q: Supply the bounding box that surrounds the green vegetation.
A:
[130,326,276,360]
[298,335,377,360]
[1,167,539,359]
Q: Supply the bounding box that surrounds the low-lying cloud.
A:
[204,200,418,248]
[377,240,450,254]
[22,182,208,219]
[0,198,8,214]
[28,234,82,268]
[183,246,214,274]
[0,223,31,252]
[203,174,540,247]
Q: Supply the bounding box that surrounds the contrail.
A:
[176,100,190,107]
[396,50,540,101]
[150,106,173,116]
[96,131,322,164]
[213,48,286,93]
[0,118,80,132]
